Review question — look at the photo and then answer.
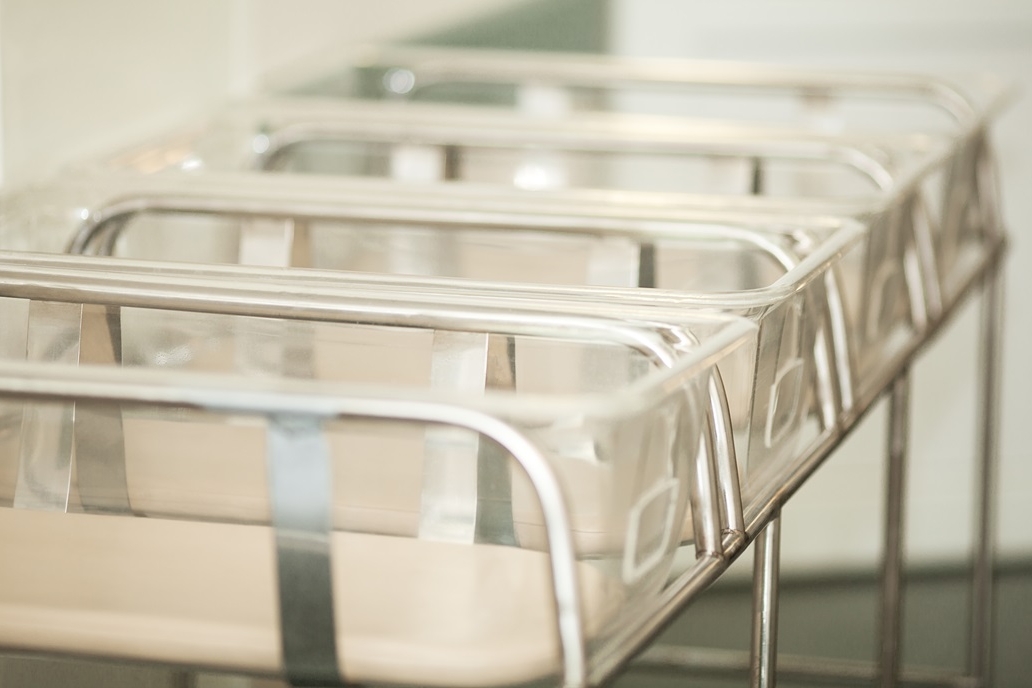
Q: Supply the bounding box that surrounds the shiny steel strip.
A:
[751,515,782,688]
[475,334,519,546]
[12,301,80,511]
[391,136,517,546]
[74,303,132,513]
[880,374,911,688]
[267,414,340,686]
[969,270,1003,687]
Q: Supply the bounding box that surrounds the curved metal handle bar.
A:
[366,46,983,123]
[0,360,590,687]
[60,203,858,329]
[64,186,861,310]
[252,118,896,192]
[67,192,801,268]
[62,233,684,371]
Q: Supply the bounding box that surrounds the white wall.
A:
[0,0,523,185]
[0,0,238,185]
[612,0,1032,572]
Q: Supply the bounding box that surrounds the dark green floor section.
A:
[614,562,1032,688]
[412,0,608,52]
[2,563,1026,687]
[290,0,608,104]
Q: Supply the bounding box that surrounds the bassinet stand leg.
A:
[751,513,781,688]
[879,373,910,688]
[970,267,1003,688]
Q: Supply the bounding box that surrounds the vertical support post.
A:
[879,373,910,688]
[750,513,781,688]
[969,269,1003,687]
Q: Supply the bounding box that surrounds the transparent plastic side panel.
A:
[828,201,923,409]
[0,293,704,558]
[769,303,813,452]
[0,324,719,687]
[0,408,652,685]
[741,291,820,494]
[58,207,827,486]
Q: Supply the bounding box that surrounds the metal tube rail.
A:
[354,45,1007,124]
[880,373,911,688]
[243,99,898,191]
[969,266,1005,686]
[751,514,782,688]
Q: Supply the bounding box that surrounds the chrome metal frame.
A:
[631,235,1006,688]
[344,45,1011,126]
[0,220,1004,688]
[751,514,781,688]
